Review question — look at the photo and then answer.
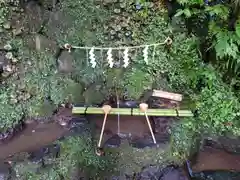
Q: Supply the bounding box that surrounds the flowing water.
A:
[0,121,67,161]
[0,109,239,180]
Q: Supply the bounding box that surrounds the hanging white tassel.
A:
[123,48,129,68]
[107,48,114,68]
[89,47,96,68]
[143,45,149,64]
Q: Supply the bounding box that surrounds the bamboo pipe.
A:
[72,107,193,117]
[140,103,157,144]
[152,90,183,102]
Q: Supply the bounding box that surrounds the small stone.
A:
[18,84,26,90]
[120,3,126,8]
[13,28,23,36]
[114,25,122,31]
[121,22,128,27]
[125,31,132,37]
[23,93,31,101]
[3,22,11,29]
[117,33,123,38]
[110,30,116,35]
[3,65,12,72]
[136,3,142,10]
[114,9,121,14]
[1,72,10,78]
[3,44,12,51]
[17,95,24,101]
[5,52,13,59]
[11,58,18,63]
[10,98,18,104]
[59,120,68,126]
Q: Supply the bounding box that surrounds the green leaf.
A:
[175,9,191,18]
[183,8,191,18]
[174,9,185,17]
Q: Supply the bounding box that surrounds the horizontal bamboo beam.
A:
[72,107,193,117]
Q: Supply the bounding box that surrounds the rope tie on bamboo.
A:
[139,103,157,144]
[175,109,179,117]
[84,106,88,116]
[63,37,172,68]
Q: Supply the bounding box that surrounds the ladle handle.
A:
[98,113,108,147]
[144,112,157,144]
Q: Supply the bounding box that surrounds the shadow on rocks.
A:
[135,165,189,180]
[0,162,12,180]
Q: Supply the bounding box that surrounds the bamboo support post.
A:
[139,103,157,144]
[152,90,183,102]
[72,107,193,117]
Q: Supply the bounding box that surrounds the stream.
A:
[0,107,239,179]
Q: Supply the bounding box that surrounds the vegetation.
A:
[0,0,240,178]
[16,135,117,179]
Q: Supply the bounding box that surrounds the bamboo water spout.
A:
[72,107,193,117]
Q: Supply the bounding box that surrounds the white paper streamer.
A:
[89,47,96,68]
[107,48,114,68]
[123,48,129,68]
[63,37,171,68]
[143,45,149,64]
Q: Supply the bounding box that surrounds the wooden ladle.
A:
[139,103,157,144]
[96,105,112,156]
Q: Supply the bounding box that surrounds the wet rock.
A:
[129,134,169,149]
[130,137,156,149]
[136,165,189,180]
[152,117,173,135]
[0,51,10,72]
[53,107,73,127]
[0,162,11,180]
[23,1,48,33]
[28,144,60,165]
[104,134,121,148]
[68,117,86,129]
[57,51,74,73]
[119,100,138,108]
[159,166,187,180]
[28,147,47,164]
